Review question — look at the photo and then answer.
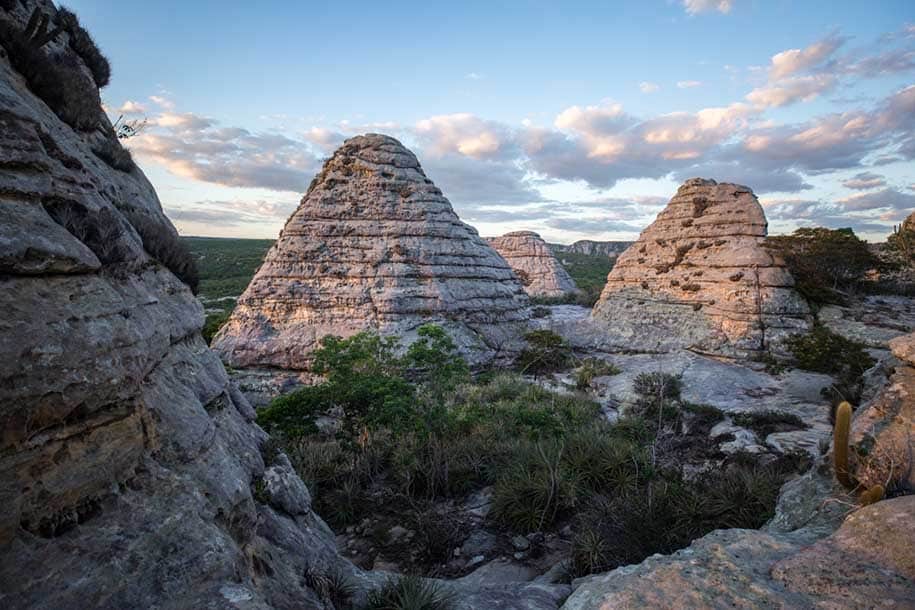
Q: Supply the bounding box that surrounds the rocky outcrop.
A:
[0,3,360,606]
[591,178,811,356]
[212,134,530,372]
[550,240,632,258]
[489,231,577,298]
[562,329,915,609]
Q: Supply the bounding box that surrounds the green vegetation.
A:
[575,358,621,390]
[785,324,875,407]
[765,227,878,305]
[182,237,274,303]
[732,411,808,438]
[259,325,808,578]
[516,329,573,376]
[0,6,104,131]
[555,251,615,306]
[362,576,454,610]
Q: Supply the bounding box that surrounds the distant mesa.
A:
[591,178,811,356]
[551,239,633,258]
[211,134,530,371]
[489,231,578,298]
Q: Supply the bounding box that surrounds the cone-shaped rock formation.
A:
[489,231,577,298]
[213,134,530,369]
[591,178,811,356]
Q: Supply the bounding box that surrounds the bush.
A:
[571,463,786,576]
[362,576,454,610]
[516,330,573,376]
[0,10,102,131]
[54,7,111,87]
[127,212,200,293]
[490,441,573,532]
[732,410,807,438]
[765,227,878,305]
[202,311,230,344]
[785,324,875,406]
[92,134,135,172]
[633,372,682,401]
[575,358,621,390]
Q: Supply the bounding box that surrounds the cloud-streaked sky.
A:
[70,0,915,242]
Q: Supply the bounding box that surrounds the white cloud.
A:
[683,0,733,15]
[768,34,845,79]
[465,72,483,80]
[677,80,702,88]
[639,81,660,93]
[414,113,513,159]
[746,74,837,108]
[117,100,147,115]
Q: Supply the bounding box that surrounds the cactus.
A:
[833,401,855,489]
[859,484,884,506]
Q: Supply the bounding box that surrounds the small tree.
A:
[765,227,877,304]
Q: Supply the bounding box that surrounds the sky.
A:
[67,0,915,243]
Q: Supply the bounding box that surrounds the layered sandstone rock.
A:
[550,239,632,258]
[212,134,530,370]
[592,178,811,356]
[0,4,360,606]
[489,231,577,298]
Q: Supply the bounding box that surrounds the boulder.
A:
[212,134,530,371]
[0,5,360,606]
[591,178,811,357]
[489,231,577,298]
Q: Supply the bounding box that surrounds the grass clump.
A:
[575,358,621,390]
[127,212,200,294]
[54,6,111,88]
[0,7,102,131]
[732,410,808,438]
[362,576,454,610]
[202,311,230,344]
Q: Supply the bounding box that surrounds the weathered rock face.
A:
[592,178,811,356]
[212,134,530,371]
[489,231,577,298]
[562,331,915,609]
[0,4,361,606]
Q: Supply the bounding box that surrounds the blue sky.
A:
[68,0,915,242]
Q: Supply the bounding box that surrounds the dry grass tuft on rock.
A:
[126,212,200,293]
[0,8,103,131]
[91,133,135,172]
[53,7,110,87]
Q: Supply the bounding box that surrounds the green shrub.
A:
[575,358,621,389]
[785,324,875,406]
[571,463,786,576]
[765,227,878,305]
[633,372,682,400]
[362,576,454,610]
[304,566,356,610]
[732,410,807,438]
[202,311,230,344]
[516,329,573,376]
[490,441,573,532]
[403,324,469,395]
